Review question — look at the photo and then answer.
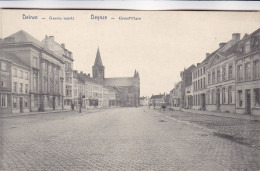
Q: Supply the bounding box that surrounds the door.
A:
[19,97,23,113]
[216,89,220,110]
[53,97,55,110]
[201,93,206,111]
[246,90,251,114]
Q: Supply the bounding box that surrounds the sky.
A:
[1,10,260,97]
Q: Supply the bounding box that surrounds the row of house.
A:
[0,30,139,114]
[168,28,260,116]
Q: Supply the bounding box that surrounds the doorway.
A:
[201,93,206,111]
[216,89,220,110]
[19,97,23,113]
[246,89,251,114]
[53,97,55,110]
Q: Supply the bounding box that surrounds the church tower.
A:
[92,47,105,82]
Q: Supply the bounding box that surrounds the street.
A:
[0,108,259,170]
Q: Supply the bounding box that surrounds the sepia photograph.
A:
[0,9,260,170]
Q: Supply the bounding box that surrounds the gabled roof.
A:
[4,30,42,47]
[94,47,103,66]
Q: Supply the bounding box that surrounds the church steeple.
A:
[94,47,103,66]
[92,47,105,82]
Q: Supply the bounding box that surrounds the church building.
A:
[92,48,140,107]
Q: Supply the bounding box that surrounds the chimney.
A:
[88,73,90,77]
[219,43,226,48]
[206,53,210,58]
[232,33,241,41]
[49,36,54,41]
[61,43,65,48]
[45,35,48,39]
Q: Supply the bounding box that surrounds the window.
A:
[222,87,226,104]
[212,70,215,84]
[43,75,47,92]
[42,62,46,71]
[217,69,221,83]
[212,90,215,104]
[1,94,7,108]
[25,84,28,93]
[198,80,200,89]
[228,64,233,79]
[208,72,211,85]
[228,86,234,104]
[33,57,38,68]
[254,88,260,107]
[222,66,226,81]
[19,70,23,78]
[1,62,7,71]
[13,97,17,108]
[25,72,29,79]
[33,73,37,91]
[19,83,23,93]
[13,68,17,77]
[238,65,243,81]
[66,85,72,96]
[13,82,17,93]
[209,90,212,104]
[24,97,28,107]
[253,60,260,79]
[203,67,205,74]
[238,90,243,107]
[1,75,7,87]
[245,40,251,53]
[245,62,251,80]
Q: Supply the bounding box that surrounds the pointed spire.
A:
[94,47,103,66]
[134,70,137,77]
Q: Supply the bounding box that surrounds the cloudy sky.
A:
[1,10,260,96]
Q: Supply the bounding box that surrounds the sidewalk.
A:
[0,107,114,118]
[168,107,260,121]
[0,109,74,118]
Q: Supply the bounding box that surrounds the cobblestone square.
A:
[1,108,259,170]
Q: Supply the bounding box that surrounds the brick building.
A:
[235,29,260,115]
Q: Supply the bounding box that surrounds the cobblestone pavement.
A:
[158,108,260,150]
[0,108,259,170]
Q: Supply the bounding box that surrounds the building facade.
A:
[206,33,240,113]
[0,55,12,114]
[235,29,260,115]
